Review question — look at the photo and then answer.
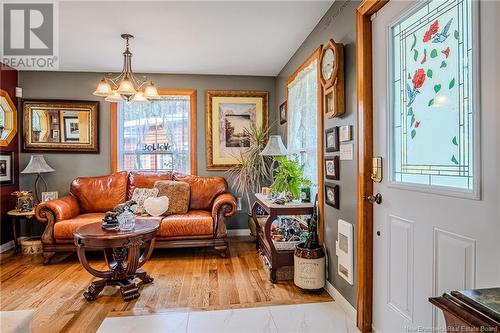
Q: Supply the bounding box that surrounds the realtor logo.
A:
[1,2,58,69]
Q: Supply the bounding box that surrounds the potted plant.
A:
[227,125,272,236]
[270,156,311,201]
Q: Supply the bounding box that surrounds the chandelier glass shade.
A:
[93,34,160,102]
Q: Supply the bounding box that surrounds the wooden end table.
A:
[251,193,313,283]
[7,209,36,253]
[74,219,159,302]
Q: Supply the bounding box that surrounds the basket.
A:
[273,240,302,251]
[259,254,294,281]
[20,238,42,255]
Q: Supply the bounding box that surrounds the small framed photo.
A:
[52,129,59,139]
[325,156,340,180]
[0,151,14,185]
[325,183,339,209]
[279,101,287,125]
[339,125,352,142]
[41,191,58,202]
[325,126,339,152]
[63,116,80,141]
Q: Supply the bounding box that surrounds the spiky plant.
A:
[226,125,273,209]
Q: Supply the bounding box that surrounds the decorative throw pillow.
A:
[131,188,159,214]
[154,180,190,214]
[143,196,169,217]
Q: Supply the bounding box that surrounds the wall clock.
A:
[319,39,345,118]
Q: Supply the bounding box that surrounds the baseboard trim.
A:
[227,229,251,236]
[0,240,14,253]
[324,280,357,321]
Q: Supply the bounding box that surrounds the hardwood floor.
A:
[0,236,331,333]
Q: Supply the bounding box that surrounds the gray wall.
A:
[18,71,276,230]
[275,0,360,307]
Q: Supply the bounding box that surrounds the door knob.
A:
[366,193,382,204]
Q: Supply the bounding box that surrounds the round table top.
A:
[8,209,35,217]
[74,219,159,241]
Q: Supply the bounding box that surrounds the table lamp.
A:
[21,155,55,203]
[261,135,288,182]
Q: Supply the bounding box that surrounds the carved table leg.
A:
[135,269,154,284]
[83,279,106,301]
[118,279,140,301]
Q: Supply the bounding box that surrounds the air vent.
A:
[336,219,353,285]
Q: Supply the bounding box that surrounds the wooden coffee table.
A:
[74,219,159,301]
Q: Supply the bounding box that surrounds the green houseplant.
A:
[270,156,311,200]
[226,125,273,236]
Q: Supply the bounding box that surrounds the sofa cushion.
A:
[127,171,173,200]
[154,180,190,214]
[131,188,159,214]
[172,173,228,210]
[54,213,105,239]
[70,171,128,213]
[159,210,213,238]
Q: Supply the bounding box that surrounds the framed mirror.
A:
[23,100,99,153]
[0,89,18,147]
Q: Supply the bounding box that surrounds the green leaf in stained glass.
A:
[452,136,458,146]
[449,78,455,89]
[427,69,433,78]
[408,107,413,116]
[440,61,447,68]
[428,99,434,106]
[411,34,417,50]
[434,84,441,93]
[411,129,416,139]
[430,49,438,58]
[413,49,418,62]
[410,114,415,127]
[454,30,459,40]
[451,155,459,165]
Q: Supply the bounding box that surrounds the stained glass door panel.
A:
[390,0,475,192]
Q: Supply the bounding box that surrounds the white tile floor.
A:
[97,302,360,333]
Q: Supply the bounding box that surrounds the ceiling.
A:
[57,1,333,76]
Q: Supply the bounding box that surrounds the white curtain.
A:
[287,59,318,197]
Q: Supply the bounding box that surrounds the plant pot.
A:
[293,243,326,290]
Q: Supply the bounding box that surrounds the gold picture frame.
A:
[206,90,268,170]
[0,89,18,147]
[23,100,99,153]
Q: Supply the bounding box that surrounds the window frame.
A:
[386,0,480,200]
[110,89,197,175]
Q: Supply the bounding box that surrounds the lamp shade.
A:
[21,155,55,174]
[144,82,160,99]
[105,90,124,102]
[93,78,113,97]
[260,135,288,156]
[116,78,136,96]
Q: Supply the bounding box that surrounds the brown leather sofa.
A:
[35,171,237,264]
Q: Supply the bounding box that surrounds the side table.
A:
[7,209,36,253]
[74,219,159,301]
[251,193,313,283]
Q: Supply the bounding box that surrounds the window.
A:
[287,58,319,197]
[115,91,196,174]
[390,0,476,194]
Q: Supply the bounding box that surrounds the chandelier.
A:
[93,33,160,102]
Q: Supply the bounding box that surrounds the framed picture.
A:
[279,101,287,125]
[63,116,80,141]
[0,89,17,147]
[23,100,99,153]
[325,126,339,152]
[325,156,340,180]
[206,90,268,170]
[325,183,339,209]
[41,191,58,202]
[0,151,13,185]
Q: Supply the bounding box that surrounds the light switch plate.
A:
[237,197,242,211]
[15,87,23,98]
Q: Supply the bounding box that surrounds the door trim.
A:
[356,1,389,332]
